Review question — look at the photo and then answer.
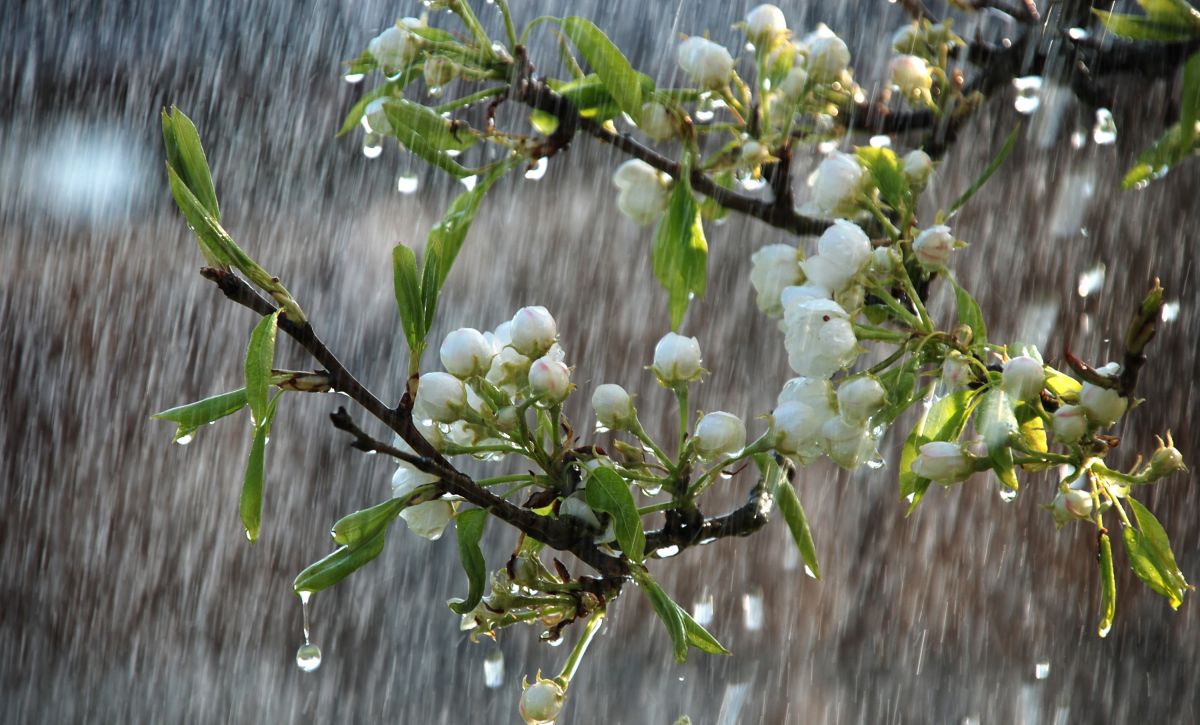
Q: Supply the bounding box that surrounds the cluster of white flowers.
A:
[611,160,671,225]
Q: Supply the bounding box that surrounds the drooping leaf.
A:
[586,467,645,563]
[633,567,688,662]
[392,243,426,359]
[244,310,281,426]
[1098,532,1116,637]
[331,497,407,548]
[652,173,708,329]
[449,508,489,615]
[947,123,1020,217]
[381,97,478,152]
[758,454,821,580]
[152,387,248,442]
[162,107,220,220]
[681,607,731,655]
[240,394,280,543]
[1124,497,1191,608]
[293,530,389,595]
[420,156,523,329]
[559,17,644,119]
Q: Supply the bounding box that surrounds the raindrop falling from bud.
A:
[998,486,1017,503]
[174,433,194,446]
[362,133,383,159]
[524,157,548,181]
[1035,661,1050,680]
[1092,109,1117,145]
[397,173,419,194]
[343,73,365,84]
[483,649,505,688]
[741,589,764,631]
[1012,76,1043,115]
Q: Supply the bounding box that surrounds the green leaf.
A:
[450,508,489,615]
[876,355,921,425]
[1180,51,1200,145]
[559,17,644,119]
[652,173,708,329]
[165,164,233,268]
[392,244,427,358]
[947,123,1020,217]
[990,443,1019,490]
[1140,0,1200,30]
[1015,404,1050,461]
[757,453,821,579]
[293,530,388,595]
[1124,497,1191,608]
[529,110,560,135]
[632,567,688,662]
[337,70,418,138]
[1098,532,1116,637]
[244,310,281,426]
[420,156,521,329]
[380,98,478,178]
[1044,370,1082,399]
[586,467,646,563]
[681,607,731,655]
[162,107,220,221]
[331,497,407,548]
[152,387,248,442]
[898,389,980,513]
[949,277,987,346]
[855,146,909,210]
[240,394,280,543]
[1093,10,1200,42]
[1122,124,1196,188]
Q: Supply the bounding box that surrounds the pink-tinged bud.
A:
[694,411,747,460]
[528,357,571,403]
[912,225,955,269]
[942,351,972,390]
[890,54,933,98]
[1051,404,1088,443]
[1079,381,1127,427]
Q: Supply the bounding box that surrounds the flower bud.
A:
[890,54,933,99]
[677,36,735,89]
[423,56,457,87]
[1051,404,1088,443]
[771,401,824,459]
[912,225,955,269]
[746,4,788,41]
[528,357,571,403]
[592,384,635,430]
[804,25,850,81]
[653,332,703,384]
[639,102,676,140]
[749,244,803,317]
[439,327,495,378]
[800,220,871,292]
[870,246,899,275]
[782,298,859,378]
[902,149,933,190]
[367,19,423,69]
[1079,381,1127,427]
[364,98,392,135]
[400,500,453,539]
[415,372,466,423]
[613,159,670,224]
[942,351,972,390]
[520,678,565,724]
[1147,434,1188,479]
[777,66,808,99]
[778,376,836,422]
[1002,355,1045,402]
[821,415,875,469]
[910,441,972,483]
[694,411,747,460]
[1058,489,1094,519]
[509,306,557,357]
[486,346,531,392]
[811,152,864,216]
[740,141,771,167]
[892,24,920,53]
[837,375,887,424]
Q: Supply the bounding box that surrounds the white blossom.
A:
[652,332,703,384]
[771,401,824,460]
[777,66,808,99]
[639,102,675,140]
[837,375,887,424]
[367,18,424,68]
[693,411,747,460]
[677,36,735,89]
[778,377,836,424]
[509,306,557,357]
[612,159,670,224]
[821,415,876,469]
[749,244,803,317]
[439,327,495,378]
[782,298,859,378]
[1002,355,1046,402]
[890,54,933,99]
[942,350,972,390]
[804,25,850,81]
[1051,404,1088,443]
[415,372,466,423]
[811,152,864,216]
[799,220,871,292]
[1080,381,1127,426]
[902,149,933,189]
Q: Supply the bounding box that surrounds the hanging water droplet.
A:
[362,133,383,159]
[692,592,714,626]
[718,470,733,480]
[741,590,764,631]
[998,486,1017,503]
[460,175,478,191]
[655,545,680,558]
[1092,109,1117,145]
[428,85,444,99]
[868,134,891,148]
[397,173,419,194]
[343,72,365,84]
[524,157,548,181]
[1161,300,1180,322]
[1070,129,1087,149]
[816,140,837,154]
[483,649,505,688]
[695,92,715,122]
[174,433,194,446]
[638,481,663,496]
[1012,76,1043,115]
[593,422,610,435]
[296,643,322,672]
[739,176,766,192]
[803,564,818,579]
[1077,263,1106,297]
[1035,661,1050,679]
[445,148,462,158]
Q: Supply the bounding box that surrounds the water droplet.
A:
[692,592,714,625]
[816,140,837,154]
[739,176,766,192]
[1012,76,1043,115]
[637,481,663,496]
[445,148,462,158]
[1070,129,1087,149]
[545,634,564,647]
[718,470,733,480]
[427,85,443,99]
[396,173,419,194]
[868,134,891,148]
[998,486,1017,503]
[1067,27,1089,41]
[483,649,505,688]
[343,73,365,84]
[1077,263,1106,297]
[460,175,478,191]
[695,107,715,122]
[1035,661,1050,679]
[362,136,383,159]
[174,433,194,446]
[803,564,818,579]
[524,157,548,181]
[296,643,322,672]
[593,422,610,434]
[1092,108,1117,145]
[904,492,916,504]
[655,545,680,558]
[741,590,763,631]
[744,42,756,52]
[1161,300,1180,322]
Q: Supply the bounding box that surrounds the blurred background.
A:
[2,0,1198,722]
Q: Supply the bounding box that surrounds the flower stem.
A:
[556,607,606,686]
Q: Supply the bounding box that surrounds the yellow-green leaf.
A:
[559,17,644,119]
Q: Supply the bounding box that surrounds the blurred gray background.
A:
[2,1,1198,722]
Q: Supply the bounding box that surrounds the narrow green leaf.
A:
[244,310,281,426]
[162,107,220,220]
[681,607,731,655]
[559,16,644,119]
[586,467,646,563]
[1180,51,1200,146]
[949,277,987,345]
[1139,0,1200,30]
[1098,532,1116,637]
[898,389,980,513]
[776,478,821,580]
[652,174,708,329]
[855,146,909,210]
[990,444,1019,490]
[450,508,489,615]
[152,387,248,442]
[1125,497,1191,608]
[293,530,388,595]
[165,164,233,268]
[876,355,921,425]
[1093,10,1199,41]
[1122,124,1195,188]
[633,567,688,663]
[419,157,522,329]
[240,395,280,543]
[392,243,427,356]
[947,124,1020,217]
[337,72,412,138]
[381,97,478,152]
[331,497,407,548]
